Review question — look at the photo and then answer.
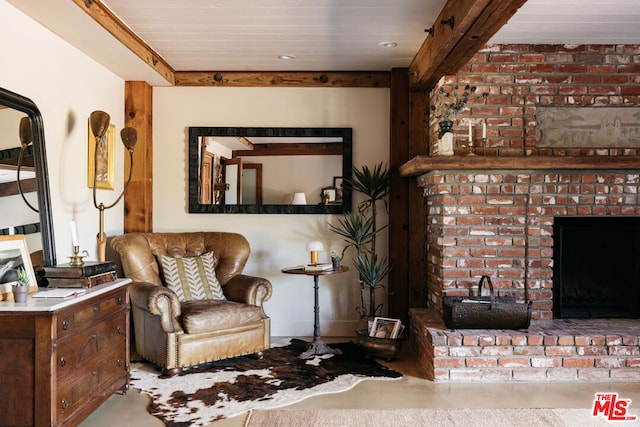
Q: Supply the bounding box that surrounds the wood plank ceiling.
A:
[73,0,526,90]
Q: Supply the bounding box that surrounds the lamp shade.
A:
[305,241,323,252]
[292,192,307,205]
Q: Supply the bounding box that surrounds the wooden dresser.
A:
[0,279,131,426]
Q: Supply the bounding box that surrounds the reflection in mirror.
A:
[0,87,56,270]
[189,127,352,214]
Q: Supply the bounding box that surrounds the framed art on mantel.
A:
[88,121,115,190]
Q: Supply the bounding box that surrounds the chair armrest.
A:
[130,282,184,333]
[224,274,272,306]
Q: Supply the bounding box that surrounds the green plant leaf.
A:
[328,211,375,257]
[355,253,391,289]
[350,162,391,203]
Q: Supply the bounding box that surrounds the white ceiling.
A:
[7,0,640,86]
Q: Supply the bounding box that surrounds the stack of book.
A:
[304,263,333,272]
[43,261,117,288]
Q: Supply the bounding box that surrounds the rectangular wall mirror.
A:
[188,127,352,214]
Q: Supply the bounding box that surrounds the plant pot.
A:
[356,329,403,361]
[12,285,29,303]
[331,257,342,268]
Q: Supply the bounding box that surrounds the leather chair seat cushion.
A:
[181,300,265,334]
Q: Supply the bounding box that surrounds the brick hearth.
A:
[410,308,640,382]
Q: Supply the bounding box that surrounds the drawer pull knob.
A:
[117,325,123,334]
[60,357,66,367]
[117,358,123,366]
[61,399,68,409]
[92,333,97,340]
[62,320,69,330]
[117,296,123,305]
[93,304,99,312]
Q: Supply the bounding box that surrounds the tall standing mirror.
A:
[0,87,56,269]
[188,127,352,214]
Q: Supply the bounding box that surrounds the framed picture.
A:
[0,235,38,294]
[88,121,115,190]
[333,176,344,202]
[321,186,337,202]
[369,317,402,339]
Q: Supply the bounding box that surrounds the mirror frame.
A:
[0,87,56,266]
[188,127,352,214]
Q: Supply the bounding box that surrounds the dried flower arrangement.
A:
[430,84,479,122]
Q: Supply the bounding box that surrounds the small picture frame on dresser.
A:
[0,235,38,299]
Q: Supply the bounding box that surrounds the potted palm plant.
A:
[329,162,391,320]
[330,162,402,359]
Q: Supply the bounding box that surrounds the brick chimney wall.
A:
[428,44,640,156]
[422,44,640,321]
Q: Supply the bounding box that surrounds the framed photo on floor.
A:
[369,317,402,339]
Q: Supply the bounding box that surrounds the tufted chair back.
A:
[110,231,251,288]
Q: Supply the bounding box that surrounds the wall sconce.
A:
[16,117,38,212]
[90,110,137,262]
[306,241,323,264]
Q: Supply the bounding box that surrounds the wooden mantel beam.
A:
[409,0,527,91]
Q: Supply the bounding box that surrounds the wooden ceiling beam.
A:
[236,137,255,150]
[175,71,390,88]
[71,0,175,85]
[233,142,342,157]
[409,0,527,91]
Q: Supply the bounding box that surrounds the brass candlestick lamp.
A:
[90,111,137,262]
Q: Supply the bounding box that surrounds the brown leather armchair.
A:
[110,232,272,375]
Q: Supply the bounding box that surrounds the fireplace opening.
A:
[553,217,640,319]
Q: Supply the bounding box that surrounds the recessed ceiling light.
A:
[278,54,296,60]
[378,41,397,48]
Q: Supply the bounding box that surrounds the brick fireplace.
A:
[420,169,640,322]
[407,168,640,382]
[402,43,640,382]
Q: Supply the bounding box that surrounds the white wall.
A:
[154,87,390,336]
[0,0,126,264]
[0,0,392,338]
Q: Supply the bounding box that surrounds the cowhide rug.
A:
[129,339,402,426]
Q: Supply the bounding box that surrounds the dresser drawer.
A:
[56,310,128,423]
[57,310,127,382]
[57,287,127,339]
[56,350,128,424]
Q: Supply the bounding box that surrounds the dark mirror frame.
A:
[188,127,352,214]
[0,87,56,266]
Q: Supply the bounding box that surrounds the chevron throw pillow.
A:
[159,252,226,302]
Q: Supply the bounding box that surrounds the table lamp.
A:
[292,192,307,205]
[305,241,323,264]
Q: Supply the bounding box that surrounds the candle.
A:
[8,225,14,235]
[482,121,487,139]
[468,122,472,142]
[71,220,78,247]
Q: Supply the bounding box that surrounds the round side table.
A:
[281,266,348,359]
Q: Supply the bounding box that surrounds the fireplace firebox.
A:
[553,217,640,319]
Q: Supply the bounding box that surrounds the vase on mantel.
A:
[437,120,453,138]
[435,120,454,156]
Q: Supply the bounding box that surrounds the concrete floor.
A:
[81,337,640,427]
